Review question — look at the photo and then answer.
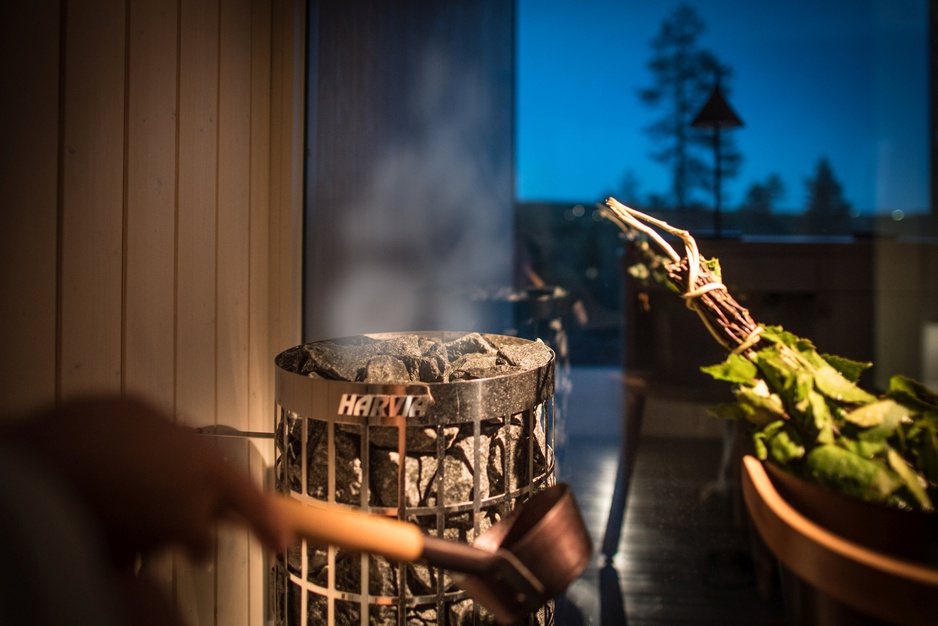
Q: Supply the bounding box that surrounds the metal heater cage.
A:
[272,331,556,626]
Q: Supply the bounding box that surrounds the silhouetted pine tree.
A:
[741,174,786,214]
[803,157,852,235]
[639,4,740,210]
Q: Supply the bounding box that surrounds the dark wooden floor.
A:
[555,433,786,625]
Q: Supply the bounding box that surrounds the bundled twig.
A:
[599,198,762,356]
[599,197,938,513]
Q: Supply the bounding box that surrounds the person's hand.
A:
[9,395,292,565]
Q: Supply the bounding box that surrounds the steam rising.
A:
[313,48,514,339]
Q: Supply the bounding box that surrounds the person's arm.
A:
[5,395,292,564]
[1,394,293,625]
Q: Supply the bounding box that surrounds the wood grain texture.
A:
[123,0,184,614]
[2,0,305,623]
[0,1,60,416]
[177,0,220,431]
[269,0,305,371]
[175,0,223,611]
[248,0,272,439]
[125,0,178,412]
[59,0,126,398]
[217,436,252,626]
[216,0,253,435]
[743,455,938,625]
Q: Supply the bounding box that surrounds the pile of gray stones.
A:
[276,333,553,626]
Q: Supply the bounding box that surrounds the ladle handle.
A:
[271,494,425,563]
[421,534,494,577]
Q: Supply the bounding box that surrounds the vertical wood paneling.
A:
[59,0,126,398]
[270,0,305,358]
[173,550,216,626]
[125,0,178,412]
[248,437,273,625]
[259,5,307,623]
[0,1,60,417]
[177,0,219,428]
[124,0,185,616]
[247,4,274,621]
[216,0,254,622]
[217,438,253,626]
[3,0,306,623]
[249,0,273,439]
[268,0,287,357]
[176,0,223,620]
[216,0,253,431]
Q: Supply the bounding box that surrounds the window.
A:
[515,0,935,367]
[517,0,929,225]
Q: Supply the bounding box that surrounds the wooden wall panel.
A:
[174,1,222,620]
[249,0,274,440]
[2,0,305,623]
[124,2,194,618]
[176,0,220,431]
[214,10,254,625]
[267,0,306,453]
[0,1,59,416]
[217,441,252,626]
[59,0,127,399]
[875,240,938,389]
[215,6,254,613]
[270,0,305,360]
[216,0,253,434]
[247,438,272,625]
[125,0,178,413]
[247,4,275,622]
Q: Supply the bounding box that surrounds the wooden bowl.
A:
[764,461,938,566]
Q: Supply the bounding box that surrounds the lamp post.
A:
[691,74,743,237]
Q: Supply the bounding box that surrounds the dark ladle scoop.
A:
[273,483,593,624]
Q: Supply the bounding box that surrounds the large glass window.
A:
[516,0,933,367]
[517,0,929,226]
[515,6,937,624]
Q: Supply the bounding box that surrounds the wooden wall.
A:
[874,239,938,391]
[0,0,305,623]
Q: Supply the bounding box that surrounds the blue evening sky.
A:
[516,0,928,214]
